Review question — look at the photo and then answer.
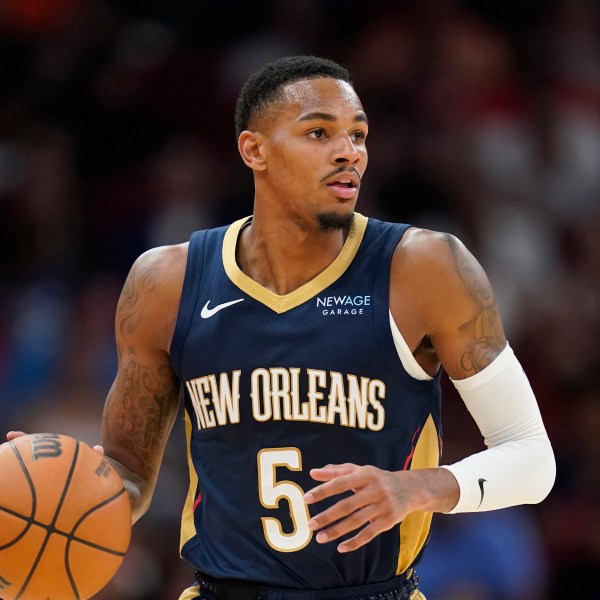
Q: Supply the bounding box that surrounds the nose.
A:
[331,133,361,165]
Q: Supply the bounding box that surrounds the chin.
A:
[315,210,355,233]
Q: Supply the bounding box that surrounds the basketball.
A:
[0,433,132,600]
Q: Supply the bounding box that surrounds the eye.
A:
[309,129,326,139]
[352,130,367,142]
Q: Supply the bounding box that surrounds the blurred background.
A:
[1,0,599,598]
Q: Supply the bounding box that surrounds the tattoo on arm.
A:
[117,262,161,338]
[111,359,179,478]
[444,235,505,375]
[104,259,180,481]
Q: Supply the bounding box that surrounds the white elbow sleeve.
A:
[442,344,556,513]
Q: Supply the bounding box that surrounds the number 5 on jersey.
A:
[258,448,313,552]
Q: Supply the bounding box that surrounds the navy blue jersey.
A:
[170,213,442,589]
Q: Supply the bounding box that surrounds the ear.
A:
[238,131,267,171]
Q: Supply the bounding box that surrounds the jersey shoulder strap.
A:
[170,228,209,379]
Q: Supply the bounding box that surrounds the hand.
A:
[303,463,412,553]
[6,431,105,455]
[303,463,459,553]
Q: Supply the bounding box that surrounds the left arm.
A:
[304,229,555,552]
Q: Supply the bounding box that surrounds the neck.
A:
[236,214,352,295]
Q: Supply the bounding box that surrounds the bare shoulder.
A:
[395,227,470,268]
[393,227,491,304]
[391,227,507,379]
[130,242,189,289]
[116,243,189,352]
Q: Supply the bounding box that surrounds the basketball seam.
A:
[68,487,129,555]
[0,443,38,551]
[0,505,128,551]
[64,487,129,597]
[15,439,81,600]
[0,489,128,553]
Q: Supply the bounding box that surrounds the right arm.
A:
[101,244,187,523]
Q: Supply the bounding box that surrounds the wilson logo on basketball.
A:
[31,433,63,460]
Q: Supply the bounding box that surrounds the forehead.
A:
[279,77,364,118]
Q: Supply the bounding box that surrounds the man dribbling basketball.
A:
[7,55,556,600]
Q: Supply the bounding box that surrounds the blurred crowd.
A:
[1,1,599,599]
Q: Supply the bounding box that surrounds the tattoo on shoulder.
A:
[443,234,505,375]
[117,261,161,338]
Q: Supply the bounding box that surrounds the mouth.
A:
[324,172,360,199]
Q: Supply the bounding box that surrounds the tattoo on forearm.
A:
[109,358,179,478]
[443,235,505,375]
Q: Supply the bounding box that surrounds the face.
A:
[251,77,369,231]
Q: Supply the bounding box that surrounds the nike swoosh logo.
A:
[200,298,244,319]
[477,478,487,509]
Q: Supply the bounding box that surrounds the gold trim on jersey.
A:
[222,213,368,314]
[178,585,201,600]
[180,410,199,552]
[396,414,439,575]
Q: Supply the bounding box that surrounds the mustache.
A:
[319,166,362,184]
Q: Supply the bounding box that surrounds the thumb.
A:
[93,445,105,456]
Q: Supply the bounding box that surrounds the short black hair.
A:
[234,55,351,137]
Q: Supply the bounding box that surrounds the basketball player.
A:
[8,55,555,600]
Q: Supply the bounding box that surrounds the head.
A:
[235,55,351,138]
[236,56,368,232]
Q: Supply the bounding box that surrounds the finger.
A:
[337,520,383,553]
[313,504,377,545]
[305,471,364,504]
[93,445,105,456]
[6,431,26,441]
[308,492,366,532]
[309,463,357,482]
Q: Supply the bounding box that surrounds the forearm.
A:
[442,344,556,513]
[442,436,554,513]
[101,360,181,522]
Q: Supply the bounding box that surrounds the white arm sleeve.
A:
[441,343,556,513]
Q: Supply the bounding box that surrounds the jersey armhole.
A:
[389,311,433,382]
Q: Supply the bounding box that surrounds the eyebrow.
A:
[297,111,369,125]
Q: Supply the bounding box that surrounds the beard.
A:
[315,211,355,234]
